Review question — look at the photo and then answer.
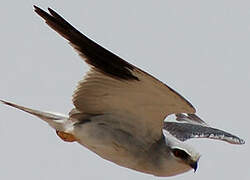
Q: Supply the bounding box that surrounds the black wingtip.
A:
[33,5,43,13]
[48,7,54,13]
[33,5,140,81]
[33,5,50,19]
[48,7,57,17]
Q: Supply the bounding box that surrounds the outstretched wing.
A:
[175,113,208,126]
[164,122,245,145]
[34,6,195,141]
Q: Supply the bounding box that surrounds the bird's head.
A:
[158,130,200,176]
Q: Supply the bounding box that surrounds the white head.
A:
[156,130,201,177]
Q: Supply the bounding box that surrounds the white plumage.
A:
[0,6,244,177]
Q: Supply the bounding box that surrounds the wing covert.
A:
[164,122,245,144]
[34,6,196,141]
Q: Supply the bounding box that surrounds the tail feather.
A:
[0,99,68,131]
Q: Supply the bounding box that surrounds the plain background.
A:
[0,0,249,179]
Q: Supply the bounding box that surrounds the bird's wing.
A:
[34,6,195,141]
[164,122,245,144]
[175,113,208,126]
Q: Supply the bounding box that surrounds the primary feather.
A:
[34,6,196,142]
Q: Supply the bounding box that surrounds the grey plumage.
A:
[0,6,245,177]
[164,121,245,144]
[166,113,244,144]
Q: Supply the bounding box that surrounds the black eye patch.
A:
[171,149,190,160]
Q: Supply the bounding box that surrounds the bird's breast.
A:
[70,116,162,174]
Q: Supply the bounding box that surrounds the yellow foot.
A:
[56,131,76,142]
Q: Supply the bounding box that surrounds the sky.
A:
[0,0,249,179]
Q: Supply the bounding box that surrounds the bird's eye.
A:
[172,149,189,160]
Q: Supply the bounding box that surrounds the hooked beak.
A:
[190,161,198,172]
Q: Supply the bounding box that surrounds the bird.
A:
[0,6,245,177]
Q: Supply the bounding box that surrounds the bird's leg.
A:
[56,130,76,142]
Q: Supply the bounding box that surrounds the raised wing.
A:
[175,113,208,126]
[34,6,195,141]
[164,122,245,145]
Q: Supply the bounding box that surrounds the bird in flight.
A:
[1,6,244,177]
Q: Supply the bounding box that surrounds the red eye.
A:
[172,149,189,159]
[173,149,180,157]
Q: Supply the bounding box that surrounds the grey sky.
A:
[0,0,249,179]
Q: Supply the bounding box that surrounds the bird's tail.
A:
[0,99,68,132]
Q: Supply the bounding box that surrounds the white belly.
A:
[71,118,147,171]
[67,115,192,177]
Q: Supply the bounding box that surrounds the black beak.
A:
[190,161,198,172]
